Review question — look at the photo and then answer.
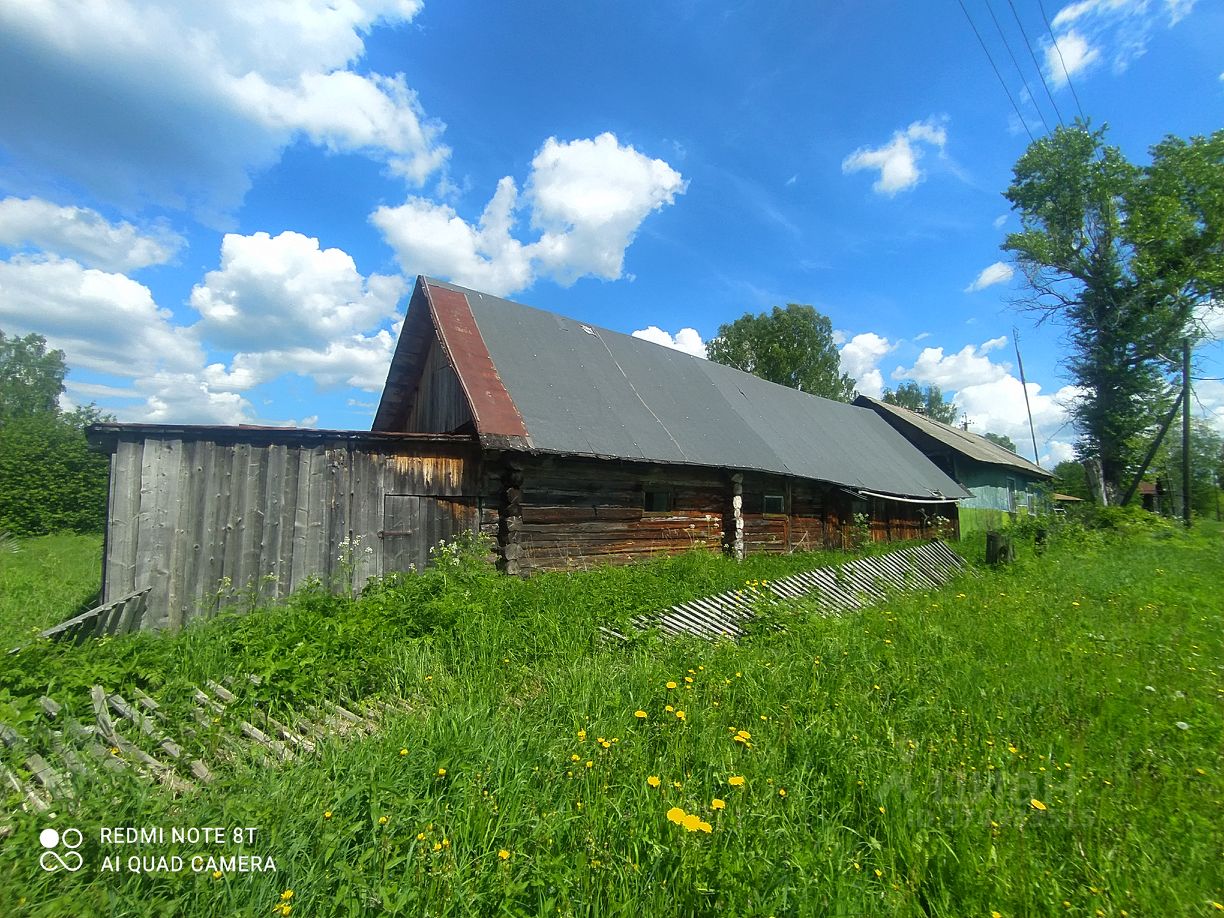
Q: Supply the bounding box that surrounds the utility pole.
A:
[1182,339,1191,529]
[1013,328,1040,466]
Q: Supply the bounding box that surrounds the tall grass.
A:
[1,522,1221,917]
[0,532,101,649]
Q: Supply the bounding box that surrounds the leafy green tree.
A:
[983,431,1018,453]
[1157,420,1224,517]
[1051,459,1091,500]
[0,329,112,536]
[1002,122,1224,497]
[881,381,959,424]
[0,331,67,420]
[707,304,856,401]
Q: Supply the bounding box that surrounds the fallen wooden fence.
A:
[8,589,152,654]
[607,539,966,641]
[1,679,405,815]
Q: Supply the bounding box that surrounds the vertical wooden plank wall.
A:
[104,435,493,629]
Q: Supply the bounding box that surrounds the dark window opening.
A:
[762,494,785,514]
[643,489,672,512]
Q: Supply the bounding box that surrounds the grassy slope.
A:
[1,523,1221,917]
[0,533,101,649]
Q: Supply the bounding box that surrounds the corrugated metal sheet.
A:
[423,279,971,500]
[854,396,1053,478]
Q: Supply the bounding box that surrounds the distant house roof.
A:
[853,395,1053,479]
[374,277,971,501]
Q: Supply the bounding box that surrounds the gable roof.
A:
[853,395,1053,479]
[375,277,971,501]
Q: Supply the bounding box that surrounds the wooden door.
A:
[380,494,479,573]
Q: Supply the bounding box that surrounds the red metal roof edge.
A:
[424,280,532,445]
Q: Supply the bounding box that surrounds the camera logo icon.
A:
[39,828,83,872]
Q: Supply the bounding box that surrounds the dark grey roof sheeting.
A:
[856,396,1053,479]
[430,279,971,499]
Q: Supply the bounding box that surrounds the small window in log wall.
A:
[643,489,673,512]
[763,494,785,514]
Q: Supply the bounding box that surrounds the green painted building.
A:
[854,396,1054,534]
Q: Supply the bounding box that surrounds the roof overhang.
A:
[373,277,532,450]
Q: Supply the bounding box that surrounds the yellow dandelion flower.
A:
[417,832,426,841]
[432,842,442,852]
[665,704,675,712]
[737,730,752,740]
[991,911,1003,918]
[571,753,580,761]
[666,806,686,824]
[1030,798,1048,811]
[666,681,677,689]
[681,813,704,832]
[673,780,683,789]
[585,760,594,769]
[647,775,661,788]
[212,869,223,879]
[323,810,332,819]
[675,710,686,721]
[634,710,647,719]
[498,849,510,860]
[778,788,787,797]
[711,798,726,810]
[437,767,447,776]
[684,677,694,684]
[281,891,294,901]
[400,748,408,756]
[378,816,389,825]
[728,775,745,786]
[878,806,886,814]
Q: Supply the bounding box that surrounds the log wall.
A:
[103,433,488,629]
[514,458,726,571]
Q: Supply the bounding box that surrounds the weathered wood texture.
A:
[510,460,961,573]
[403,340,473,434]
[7,589,152,652]
[514,459,726,571]
[103,434,485,628]
[617,540,966,641]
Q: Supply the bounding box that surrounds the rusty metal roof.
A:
[374,278,970,501]
[854,396,1053,479]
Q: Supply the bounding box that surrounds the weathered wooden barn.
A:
[854,395,1053,533]
[90,276,969,630]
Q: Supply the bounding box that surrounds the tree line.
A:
[0,331,111,536]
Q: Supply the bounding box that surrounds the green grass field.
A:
[0,518,1220,917]
[0,533,102,649]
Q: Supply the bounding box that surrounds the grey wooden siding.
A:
[103,434,485,630]
[404,340,472,433]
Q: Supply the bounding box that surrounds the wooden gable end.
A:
[401,338,473,434]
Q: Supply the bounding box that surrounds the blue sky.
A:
[0,0,1220,464]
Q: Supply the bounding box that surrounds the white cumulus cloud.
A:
[190,231,404,352]
[0,0,446,215]
[1044,30,1102,86]
[839,332,894,398]
[631,325,707,358]
[841,118,948,196]
[965,261,1015,293]
[893,338,1012,390]
[0,196,183,272]
[373,132,686,296]
[0,254,203,378]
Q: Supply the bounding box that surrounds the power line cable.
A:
[955,0,1037,142]
[984,0,1051,134]
[1007,0,1065,127]
[1035,0,1087,122]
